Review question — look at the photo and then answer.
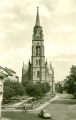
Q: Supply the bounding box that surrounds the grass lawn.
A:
[17,92,52,109]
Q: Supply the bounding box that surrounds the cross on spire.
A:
[35,7,40,26]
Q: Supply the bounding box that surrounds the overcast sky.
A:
[0,0,76,82]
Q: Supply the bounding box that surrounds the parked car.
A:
[38,110,51,118]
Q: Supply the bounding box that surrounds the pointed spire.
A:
[22,62,24,75]
[50,62,52,69]
[52,67,54,75]
[28,59,30,66]
[35,7,40,26]
[45,58,47,68]
[46,58,47,64]
[23,62,24,68]
[29,59,30,64]
[45,58,47,65]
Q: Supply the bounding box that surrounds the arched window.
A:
[39,59,40,65]
[36,45,40,56]
[37,71,40,78]
[36,59,38,65]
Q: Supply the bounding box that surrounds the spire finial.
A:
[35,6,40,26]
[37,6,39,12]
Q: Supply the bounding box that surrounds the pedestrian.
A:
[23,105,27,112]
[47,98,49,102]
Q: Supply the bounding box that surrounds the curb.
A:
[30,95,59,111]
[1,118,10,120]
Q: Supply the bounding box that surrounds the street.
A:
[2,93,76,120]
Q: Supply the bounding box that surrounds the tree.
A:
[64,65,76,98]
[38,82,51,95]
[26,82,51,99]
[55,82,63,93]
[10,81,25,97]
[3,86,15,101]
[42,82,51,93]
[17,84,25,96]
[25,82,41,98]
[3,78,25,100]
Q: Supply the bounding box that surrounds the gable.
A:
[0,67,8,75]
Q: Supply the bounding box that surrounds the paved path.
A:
[8,100,28,107]
[1,118,10,120]
[3,97,33,108]
[2,95,59,112]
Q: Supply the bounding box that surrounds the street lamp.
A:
[52,75,53,96]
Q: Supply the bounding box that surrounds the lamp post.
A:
[0,73,5,119]
[52,75,53,96]
[52,67,54,96]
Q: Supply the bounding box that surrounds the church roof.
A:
[35,7,40,26]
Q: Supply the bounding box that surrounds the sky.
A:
[0,0,76,82]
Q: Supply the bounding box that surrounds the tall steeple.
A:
[35,7,40,26]
[31,7,45,83]
[23,62,24,69]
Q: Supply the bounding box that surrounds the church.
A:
[22,7,55,95]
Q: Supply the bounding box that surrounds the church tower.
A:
[31,7,45,83]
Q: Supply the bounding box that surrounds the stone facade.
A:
[22,7,55,94]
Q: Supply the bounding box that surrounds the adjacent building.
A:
[0,72,4,119]
[0,66,19,82]
[22,7,55,94]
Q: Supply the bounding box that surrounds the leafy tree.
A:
[26,82,51,99]
[64,65,76,98]
[42,82,51,94]
[55,82,63,93]
[3,86,15,101]
[26,82,39,97]
[3,79,25,99]
[38,82,51,95]
[17,84,25,96]
[10,81,25,97]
